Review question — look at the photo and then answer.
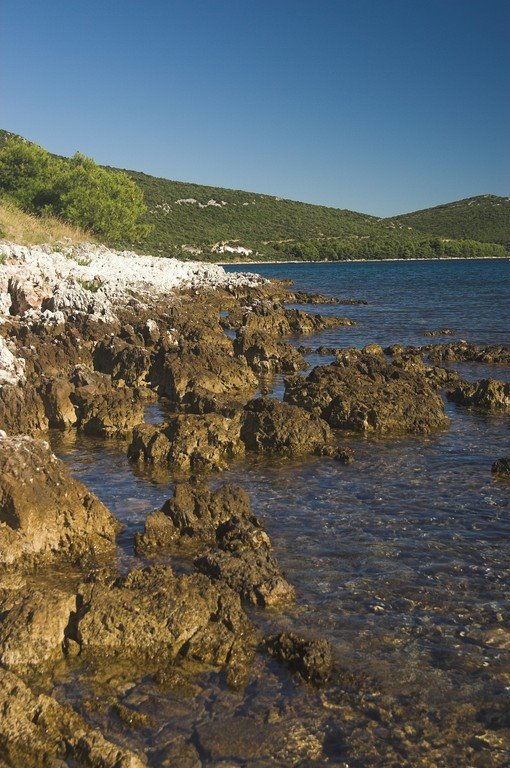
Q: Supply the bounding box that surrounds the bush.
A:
[0,138,151,243]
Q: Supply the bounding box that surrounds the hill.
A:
[388,195,510,248]
[0,129,507,261]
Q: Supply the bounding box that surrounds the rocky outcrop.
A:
[234,328,306,374]
[94,336,152,387]
[492,457,510,477]
[0,382,48,435]
[76,565,253,667]
[265,632,334,686]
[136,482,295,608]
[128,412,244,472]
[240,397,337,457]
[0,668,146,767]
[0,435,120,566]
[446,378,510,412]
[223,301,354,337]
[423,328,455,337]
[289,290,367,306]
[285,349,449,435]
[426,342,510,365]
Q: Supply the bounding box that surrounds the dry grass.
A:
[0,199,95,247]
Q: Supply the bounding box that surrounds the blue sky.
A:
[1,0,508,216]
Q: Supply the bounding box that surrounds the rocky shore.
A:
[0,241,509,766]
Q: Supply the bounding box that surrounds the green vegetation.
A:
[0,135,150,243]
[389,195,510,248]
[0,128,508,260]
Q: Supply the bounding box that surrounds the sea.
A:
[51,258,510,765]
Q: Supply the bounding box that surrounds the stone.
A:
[240,397,334,456]
[128,412,244,472]
[447,378,510,412]
[285,350,449,435]
[0,668,146,767]
[0,383,48,435]
[0,435,120,565]
[264,632,334,685]
[233,328,306,373]
[491,457,510,477]
[75,565,253,667]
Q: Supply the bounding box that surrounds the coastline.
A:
[217,255,509,266]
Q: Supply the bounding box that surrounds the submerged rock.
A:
[0,668,146,767]
[491,457,510,477]
[285,350,449,435]
[0,435,120,566]
[265,632,334,686]
[447,378,510,412]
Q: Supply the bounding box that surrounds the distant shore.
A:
[217,255,509,266]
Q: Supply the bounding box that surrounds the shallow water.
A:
[51,259,510,766]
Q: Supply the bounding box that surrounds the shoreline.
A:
[217,255,509,266]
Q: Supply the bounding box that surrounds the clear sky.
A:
[1,0,508,216]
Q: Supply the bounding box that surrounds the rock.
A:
[289,290,367,306]
[94,337,151,387]
[234,328,306,373]
[426,342,510,365]
[240,397,335,456]
[0,668,146,767]
[0,382,48,435]
[423,328,455,337]
[135,482,254,552]
[264,632,333,686]
[446,378,510,411]
[75,565,253,667]
[128,413,244,472]
[39,376,77,429]
[285,350,449,435]
[0,586,77,668]
[136,482,295,608]
[152,347,258,409]
[491,457,510,477]
[0,435,120,565]
[72,383,145,437]
[224,302,354,336]
[0,335,25,384]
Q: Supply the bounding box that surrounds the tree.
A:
[0,137,152,243]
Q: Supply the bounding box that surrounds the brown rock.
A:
[265,632,334,685]
[128,412,244,472]
[0,668,146,767]
[0,383,48,435]
[0,435,120,565]
[234,328,306,374]
[285,350,449,435]
[447,378,510,411]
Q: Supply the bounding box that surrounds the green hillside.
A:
[388,195,510,248]
[0,128,507,261]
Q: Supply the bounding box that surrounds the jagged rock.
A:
[0,586,77,668]
[289,290,367,305]
[151,347,258,409]
[492,457,510,477]
[285,350,449,435]
[423,328,455,337]
[426,342,510,365]
[264,632,333,686]
[446,378,510,412]
[39,376,76,429]
[240,397,336,457]
[128,412,244,472]
[0,383,48,435]
[0,668,146,767]
[75,565,253,667]
[135,482,253,552]
[227,303,354,336]
[234,329,306,373]
[136,482,295,608]
[93,337,152,387]
[72,384,145,437]
[0,435,120,565]
[0,335,25,384]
